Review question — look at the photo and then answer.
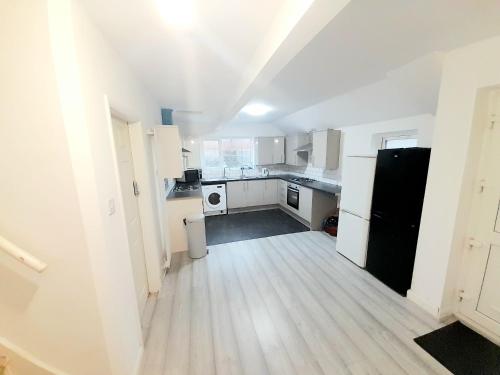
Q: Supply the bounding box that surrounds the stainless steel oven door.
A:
[287,185,299,210]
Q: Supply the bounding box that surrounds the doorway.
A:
[458,90,500,343]
[112,116,149,318]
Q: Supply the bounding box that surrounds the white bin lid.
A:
[185,213,205,223]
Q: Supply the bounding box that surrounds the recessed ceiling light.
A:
[241,103,273,116]
[157,0,194,30]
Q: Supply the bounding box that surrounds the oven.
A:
[287,183,300,210]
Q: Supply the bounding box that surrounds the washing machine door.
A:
[205,190,223,209]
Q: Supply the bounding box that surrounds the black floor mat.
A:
[205,209,309,245]
[414,321,500,375]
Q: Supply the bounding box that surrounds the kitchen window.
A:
[382,136,418,149]
[202,138,254,171]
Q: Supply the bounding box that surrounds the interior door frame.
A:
[105,98,163,298]
[455,88,500,345]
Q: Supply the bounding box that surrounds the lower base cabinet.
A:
[226,181,246,209]
[279,180,287,207]
[227,179,337,230]
[298,186,313,222]
[227,179,279,209]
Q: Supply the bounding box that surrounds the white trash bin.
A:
[184,213,207,259]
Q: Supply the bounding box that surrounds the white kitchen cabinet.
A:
[273,137,285,164]
[226,181,247,208]
[246,180,265,206]
[154,125,183,178]
[263,179,278,205]
[227,180,267,208]
[337,210,370,267]
[311,129,341,170]
[286,133,309,166]
[254,138,273,165]
[254,136,285,165]
[298,186,313,222]
[278,179,287,207]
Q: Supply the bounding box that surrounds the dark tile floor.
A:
[205,208,309,246]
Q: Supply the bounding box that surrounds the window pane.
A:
[220,138,253,167]
[202,140,220,167]
[384,138,418,149]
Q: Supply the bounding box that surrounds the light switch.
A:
[108,199,116,216]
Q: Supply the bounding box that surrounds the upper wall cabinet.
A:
[311,129,341,170]
[254,136,284,165]
[154,125,183,178]
[286,133,309,166]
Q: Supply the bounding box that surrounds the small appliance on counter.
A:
[261,167,269,177]
[176,168,202,183]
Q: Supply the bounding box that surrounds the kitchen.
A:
[164,129,341,249]
[3,1,500,375]
[160,115,431,299]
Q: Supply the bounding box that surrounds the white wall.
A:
[0,0,165,374]
[409,35,500,319]
[341,114,434,156]
[0,1,110,374]
[182,122,285,171]
[47,0,164,373]
[274,114,434,183]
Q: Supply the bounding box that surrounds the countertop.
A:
[166,182,203,201]
[201,174,341,195]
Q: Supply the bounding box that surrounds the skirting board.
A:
[228,204,280,214]
[455,312,500,346]
[406,289,454,322]
[133,346,144,375]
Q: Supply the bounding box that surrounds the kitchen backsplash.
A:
[202,164,341,185]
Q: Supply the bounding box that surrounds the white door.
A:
[337,210,370,267]
[312,131,327,169]
[279,180,287,207]
[256,138,274,165]
[340,156,377,219]
[247,180,265,206]
[298,186,313,222]
[272,137,284,164]
[112,117,149,317]
[459,92,500,342]
[226,181,247,208]
[263,179,278,205]
[286,136,295,165]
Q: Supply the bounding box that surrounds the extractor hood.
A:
[294,142,312,152]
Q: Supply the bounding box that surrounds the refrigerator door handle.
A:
[341,209,370,222]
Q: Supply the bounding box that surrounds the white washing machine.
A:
[202,183,227,216]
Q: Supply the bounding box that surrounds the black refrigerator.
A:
[365,147,431,296]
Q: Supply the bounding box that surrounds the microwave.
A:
[176,169,202,183]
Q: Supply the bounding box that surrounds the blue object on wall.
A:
[161,108,173,125]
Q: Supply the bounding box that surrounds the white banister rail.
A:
[0,236,47,273]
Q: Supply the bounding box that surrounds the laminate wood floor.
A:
[141,231,451,375]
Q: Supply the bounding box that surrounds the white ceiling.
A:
[273,53,444,134]
[243,0,500,126]
[79,0,315,134]
[80,0,500,136]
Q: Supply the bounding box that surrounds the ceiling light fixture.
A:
[157,0,195,30]
[241,103,273,117]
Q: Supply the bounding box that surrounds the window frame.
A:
[381,135,418,150]
[201,137,255,170]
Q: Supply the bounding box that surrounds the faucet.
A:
[240,165,253,178]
